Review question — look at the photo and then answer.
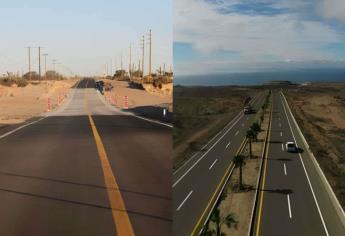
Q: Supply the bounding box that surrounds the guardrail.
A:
[192,138,248,236]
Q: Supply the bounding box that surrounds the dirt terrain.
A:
[101,79,172,110]
[173,86,260,170]
[285,83,345,208]
[0,79,78,124]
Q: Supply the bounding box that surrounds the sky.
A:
[0,0,172,76]
[174,0,345,75]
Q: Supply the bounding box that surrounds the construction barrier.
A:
[123,96,128,109]
[47,97,51,111]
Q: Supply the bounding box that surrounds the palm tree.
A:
[246,129,255,158]
[233,154,246,189]
[251,122,262,141]
[206,208,238,236]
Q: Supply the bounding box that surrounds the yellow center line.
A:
[83,80,135,236]
[255,98,273,236]
[191,138,247,235]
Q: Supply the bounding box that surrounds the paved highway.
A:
[173,92,267,236]
[0,78,171,236]
[254,91,345,236]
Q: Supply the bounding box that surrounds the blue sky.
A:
[0,0,172,76]
[174,0,345,75]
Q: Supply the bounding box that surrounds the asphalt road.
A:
[254,91,345,236]
[172,92,266,236]
[0,78,171,236]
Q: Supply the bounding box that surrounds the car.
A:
[286,142,297,152]
[243,106,253,114]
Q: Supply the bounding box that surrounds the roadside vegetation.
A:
[285,83,345,208]
[201,91,272,235]
[173,85,260,170]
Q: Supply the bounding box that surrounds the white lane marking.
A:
[284,163,287,176]
[281,93,329,235]
[173,111,247,176]
[173,113,244,188]
[176,190,193,211]
[133,115,172,128]
[287,194,292,218]
[226,141,231,149]
[0,117,47,140]
[235,130,239,136]
[173,93,263,176]
[209,159,218,170]
[174,94,264,176]
[280,131,283,137]
[281,143,284,151]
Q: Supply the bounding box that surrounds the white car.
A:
[286,142,297,152]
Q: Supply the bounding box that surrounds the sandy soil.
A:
[0,79,78,124]
[286,83,345,208]
[101,80,172,110]
[143,83,172,97]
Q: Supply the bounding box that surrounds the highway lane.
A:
[255,91,345,236]
[173,91,267,236]
[256,91,326,235]
[0,78,171,235]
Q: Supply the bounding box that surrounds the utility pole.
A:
[141,35,145,77]
[25,46,31,80]
[148,29,152,76]
[38,46,41,79]
[129,44,132,79]
[138,59,141,75]
[52,59,57,71]
[120,53,123,71]
[43,53,48,77]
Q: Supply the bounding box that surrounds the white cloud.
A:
[317,0,345,21]
[174,0,344,74]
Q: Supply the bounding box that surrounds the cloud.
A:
[174,0,345,74]
[317,0,345,22]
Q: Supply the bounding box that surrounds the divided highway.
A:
[254,91,345,236]
[0,78,171,236]
[173,92,266,235]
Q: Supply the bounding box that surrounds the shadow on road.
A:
[126,105,173,123]
[266,157,292,162]
[259,188,294,195]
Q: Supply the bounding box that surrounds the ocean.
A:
[174,69,345,86]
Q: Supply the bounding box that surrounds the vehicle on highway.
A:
[95,80,105,94]
[286,141,297,152]
[244,105,253,114]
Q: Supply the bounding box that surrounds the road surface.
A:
[173,92,266,236]
[0,78,171,236]
[254,91,345,236]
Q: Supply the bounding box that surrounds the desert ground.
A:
[285,83,345,208]
[101,79,172,110]
[173,85,260,170]
[0,78,172,127]
[0,79,78,124]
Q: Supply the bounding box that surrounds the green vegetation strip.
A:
[192,138,248,236]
